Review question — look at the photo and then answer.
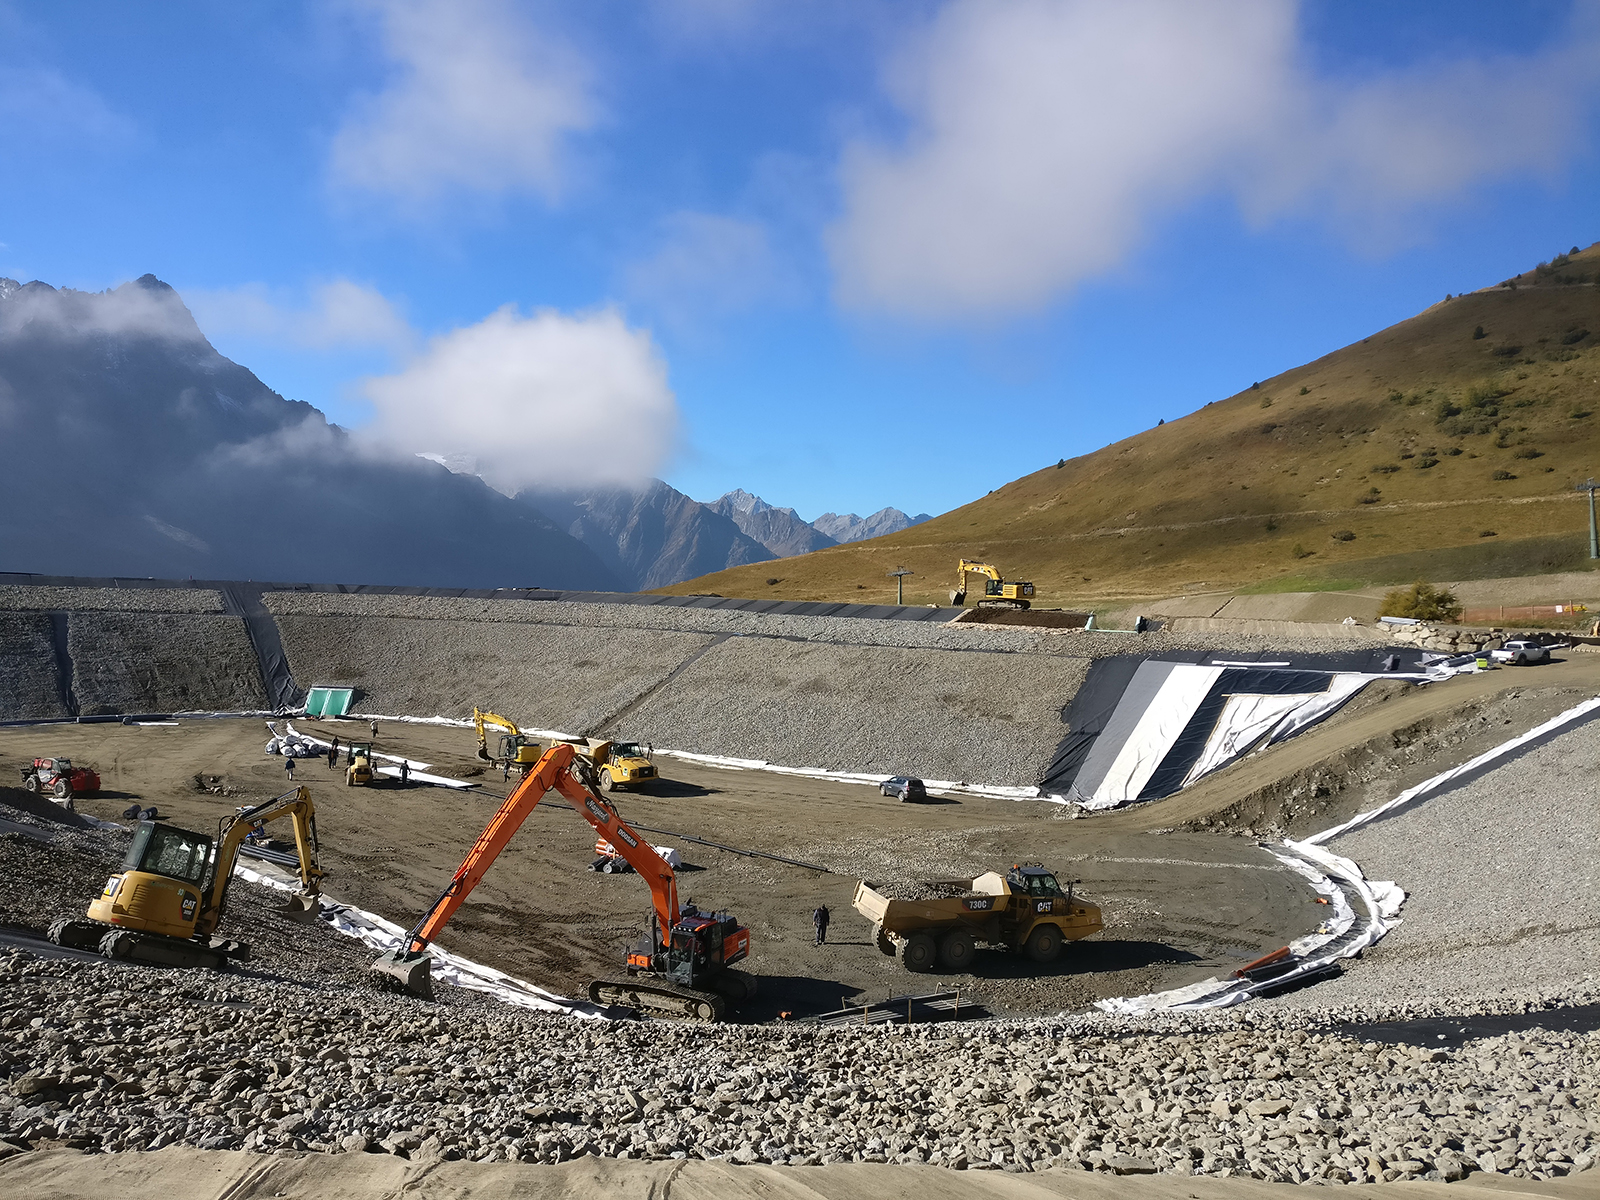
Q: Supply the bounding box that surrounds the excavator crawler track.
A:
[97,928,242,970]
[47,917,110,951]
[589,978,727,1022]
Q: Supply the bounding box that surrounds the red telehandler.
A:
[371,742,754,1021]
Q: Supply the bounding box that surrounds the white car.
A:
[1490,639,1551,666]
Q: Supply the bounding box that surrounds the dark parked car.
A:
[879,776,928,802]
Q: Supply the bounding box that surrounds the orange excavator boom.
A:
[373,742,680,996]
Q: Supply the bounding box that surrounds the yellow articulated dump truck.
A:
[854,864,1101,973]
[561,737,659,792]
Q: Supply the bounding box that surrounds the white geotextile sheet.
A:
[1180,692,1308,788]
[1180,674,1369,789]
[233,862,602,1018]
[1086,665,1224,809]
[1263,673,1371,744]
[1095,692,1600,1014]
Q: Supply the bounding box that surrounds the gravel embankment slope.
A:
[261,592,1390,658]
[0,614,64,721]
[621,636,1089,782]
[273,615,717,736]
[67,614,266,716]
[0,586,224,614]
[262,593,1389,787]
[1267,718,1600,1014]
[0,950,1593,1184]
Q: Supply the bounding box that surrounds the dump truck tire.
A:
[1026,923,1063,964]
[939,928,975,972]
[600,769,615,792]
[902,932,937,973]
[873,923,896,956]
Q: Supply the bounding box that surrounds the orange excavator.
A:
[370,741,754,1021]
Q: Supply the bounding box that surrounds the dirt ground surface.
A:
[2,1146,1594,1200]
[4,654,1594,1023]
[0,718,1313,1022]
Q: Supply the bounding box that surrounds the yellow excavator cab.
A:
[87,822,211,938]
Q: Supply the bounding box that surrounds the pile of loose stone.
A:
[2,951,1593,1184]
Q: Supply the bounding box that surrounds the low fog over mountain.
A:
[0,274,936,590]
[0,276,620,588]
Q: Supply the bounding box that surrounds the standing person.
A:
[326,742,337,770]
[370,719,378,742]
[284,755,295,783]
[399,759,410,786]
[813,904,830,946]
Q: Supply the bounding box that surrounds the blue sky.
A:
[2,0,1597,521]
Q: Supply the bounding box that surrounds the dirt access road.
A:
[0,718,1314,1021]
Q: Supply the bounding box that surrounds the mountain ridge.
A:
[657,242,1600,606]
[0,275,621,589]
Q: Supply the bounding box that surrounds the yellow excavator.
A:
[47,787,324,969]
[474,707,543,775]
[951,559,1035,609]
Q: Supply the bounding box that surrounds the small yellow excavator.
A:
[48,787,324,969]
[474,707,543,775]
[950,559,1035,609]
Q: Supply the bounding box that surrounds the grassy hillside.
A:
[662,243,1600,608]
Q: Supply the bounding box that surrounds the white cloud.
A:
[830,0,1600,319]
[623,211,793,329]
[186,279,414,353]
[0,276,201,341]
[0,66,133,145]
[329,0,597,203]
[361,306,677,493]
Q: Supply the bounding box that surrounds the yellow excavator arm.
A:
[957,559,1003,582]
[473,707,520,759]
[200,786,323,934]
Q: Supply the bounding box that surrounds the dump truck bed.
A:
[853,879,1008,937]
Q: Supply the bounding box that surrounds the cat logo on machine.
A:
[963,897,994,911]
[181,893,198,921]
[1035,900,1053,913]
